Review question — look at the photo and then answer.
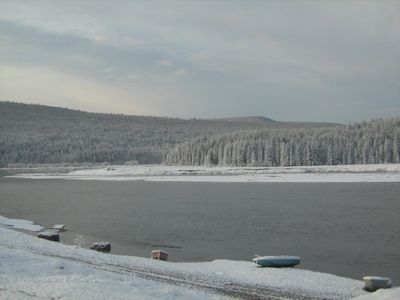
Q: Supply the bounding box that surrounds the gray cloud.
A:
[0,0,399,122]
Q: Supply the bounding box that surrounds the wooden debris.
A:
[151,250,168,261]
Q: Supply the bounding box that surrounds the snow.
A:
[0,215,44,232]
[0,246,226,300]
[350,288,400,300]
[8,163,400,182]
[0,225,369,299]
[52,224,66,230]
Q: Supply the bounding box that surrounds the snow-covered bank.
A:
[0,241,227,300]
[351,288,400,300]
[0,215,44,232]
[7,163,400,182]
[0,226,373,300]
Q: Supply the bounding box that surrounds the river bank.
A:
[6,163,400,182]
[0,219,375,300]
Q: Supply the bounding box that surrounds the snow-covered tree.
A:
[164,118,400,167]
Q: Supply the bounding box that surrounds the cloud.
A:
[92,35,107,43]
[0,64,157,115]
[0,0,399,122]
[159,59,173,67]
[173,68,187,77]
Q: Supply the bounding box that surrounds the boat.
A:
[252,255,300,267]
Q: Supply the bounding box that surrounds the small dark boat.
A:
[252,255,300,267]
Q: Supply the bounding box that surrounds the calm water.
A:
[0,178,399,282]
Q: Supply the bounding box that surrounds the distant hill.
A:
[213,116,279,125]
[212,116,340,128]
[0,101,341,166]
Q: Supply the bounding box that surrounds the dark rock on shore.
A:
[90,242,111,253]
[38,231,60,242]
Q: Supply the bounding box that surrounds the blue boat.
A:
[252,255,300,267]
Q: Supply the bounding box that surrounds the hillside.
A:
[214,116,340,128]
[165,118,400,167]
[0,101,340,166]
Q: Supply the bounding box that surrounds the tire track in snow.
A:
[2,241,316,300]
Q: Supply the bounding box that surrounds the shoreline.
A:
[4,163,400,183]
[0,225,368,300]
[1,166,399,299]
[1,215,398,299]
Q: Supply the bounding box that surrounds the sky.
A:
[0,0,399,123]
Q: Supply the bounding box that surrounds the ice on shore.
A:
[0,215,44,232]
[0,225,369,300]
[7,163,400,182]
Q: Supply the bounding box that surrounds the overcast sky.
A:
[0,0,399,122]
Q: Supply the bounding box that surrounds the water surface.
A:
[0,178,399,282]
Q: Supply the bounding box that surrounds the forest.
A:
[1,102,399,167]
[0,102,338,166]
[164,118,400,166]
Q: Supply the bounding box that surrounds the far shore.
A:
[3,163,400,183]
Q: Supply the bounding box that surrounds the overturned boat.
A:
[253,255,300,267]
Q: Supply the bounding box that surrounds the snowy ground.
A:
[8,163,400,182]
[0,215,44,232]
[1,216,398,299]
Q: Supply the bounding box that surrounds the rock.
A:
[38,231,60,242]
[90,242,111,253]
[363,276,392,292]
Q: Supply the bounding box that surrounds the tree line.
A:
[1,102,337,166]
[164,118,400,166]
